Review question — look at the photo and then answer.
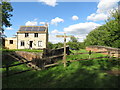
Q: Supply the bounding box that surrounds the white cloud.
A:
[87,0,118,21]
[51,17,64,26]
[49,35,63,44]
[50,29,67,43]
[72,15,79,20]
[34,18,38,21]
[51,29,59,34]
[40,0,57,7]
[74,34,88,42]
[87,13,108,21]
[5,27,14,30]
[25,21,38,26]
[39,22,45,25]
[51,29,64,34]
[49,34,70,44]
[97,0,118,13]
[64,22,101,35]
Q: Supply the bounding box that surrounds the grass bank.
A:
[2,49,120,88]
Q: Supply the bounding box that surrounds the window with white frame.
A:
[38,41,42,47]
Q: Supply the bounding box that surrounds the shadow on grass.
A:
[2,58,120,88]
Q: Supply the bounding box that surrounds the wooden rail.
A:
[2,56,119,77]
[2,53,64,77]
[42,54,64,60]
[2,68,34,77]
[2,50,119,77]
[2,61,32,68]
[42,56,118,68]
[69,51,108,55]
[2,60,33,77]
[69,56,108,62]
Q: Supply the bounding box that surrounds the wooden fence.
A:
[2,60,33,77]
[2,50,119,77]
[2,47,70,77]
[42,51,119,68]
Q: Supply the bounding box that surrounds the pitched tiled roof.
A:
[17,26,48,33]
[19,26,47,31]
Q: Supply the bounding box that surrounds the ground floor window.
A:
[38,41,42,47]
[9,40,13,44]
[21,41,25,46]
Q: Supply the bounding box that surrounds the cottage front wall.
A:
[17,33,47,49]
[5,37,17,49]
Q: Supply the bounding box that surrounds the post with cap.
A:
[56,33,73,67]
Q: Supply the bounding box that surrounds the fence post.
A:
[6,64,9,77]
[63,33,67,67]
[108,51,110,58]
[112,52,115,57]
[88,50,92,59]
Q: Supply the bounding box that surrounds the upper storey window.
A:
[34,33,38,37]
[25,33,29,37]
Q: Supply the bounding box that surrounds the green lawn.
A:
[2,49,120,88]
[1,49,43,52]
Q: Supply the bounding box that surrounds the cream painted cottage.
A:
[5,25,48,49]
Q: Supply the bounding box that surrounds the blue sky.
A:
[5,0,118,43]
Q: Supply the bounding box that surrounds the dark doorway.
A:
[29,41,33,48]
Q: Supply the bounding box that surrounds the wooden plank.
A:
[3,69,34,77]
[2,61,32,68]
[56,35,64,37]
[42,54,64,60]
[63,33,67,67]
[7,53,22,61]
[43,56,113,68]
[69,51,108,55]
[56,33,73,67]
[44,62,61,68]
[69,56,108,62]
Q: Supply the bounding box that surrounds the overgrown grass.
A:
[2,49,120,88]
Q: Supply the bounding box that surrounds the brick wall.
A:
[86,46,120,57]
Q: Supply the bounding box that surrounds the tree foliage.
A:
[53,42,63,49]
[67,36,81,50]
[48,42,64,49]
[1,1,13,31]
[47,42,54,49]
[69,36,78,42]
[84,9,120,48]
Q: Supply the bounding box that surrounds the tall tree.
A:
[70,36,78,42]
[84,9,120,48]
[67,36,80,50]
[1,1,13,32]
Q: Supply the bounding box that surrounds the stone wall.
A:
[86,46,120,57]
[15,51,43,61]
[2,46,70,69]
[15,51,45,68]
